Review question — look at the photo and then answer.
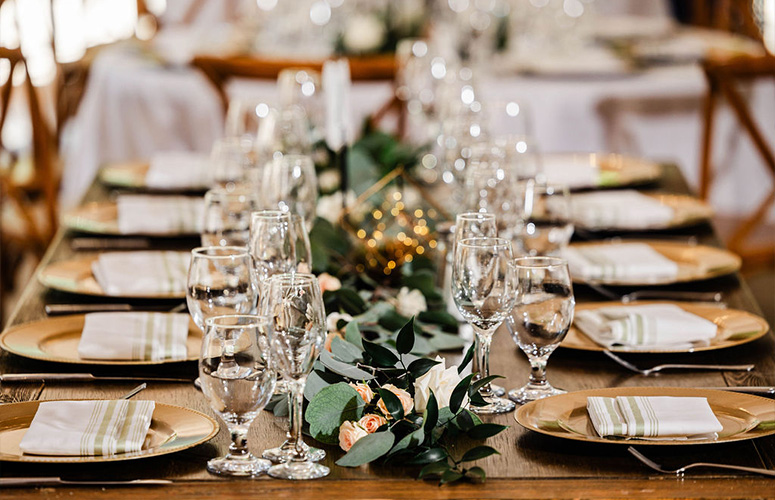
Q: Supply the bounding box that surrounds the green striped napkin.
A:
[78,312,189,361]
[92,251,189,296]
[563,243,678,282]
[117,195,204,235]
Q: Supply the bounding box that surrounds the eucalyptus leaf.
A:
[336,431,395,467]
[319,350,375,380]
[336,288,368,315]
[417,310,459,332]
[353,301,394,324]
[306,383,366,445]
[388,427,425,458]
[331,336,362,363]
[428,332,466,351]
[344,321,364,349]
[379,310,410,331]
[304,369,341,401]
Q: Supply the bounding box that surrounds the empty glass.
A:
[510,180,573,257]
[261,273,329,479]
[199,314,276,476]
[202,187,261,247]
[506,257,575,404]
[248,210,311,292]
[210,137,255,188]
[452,237,516,414]
[256,155,318,231]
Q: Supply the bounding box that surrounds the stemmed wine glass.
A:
[510,180,573,257]
[261,273,329,479]
[201,186,261,247]
[506,257,575,404]
[248,210,311,291]
[452,237,516,414]
[256,154,318,232]
[199,314,276,476]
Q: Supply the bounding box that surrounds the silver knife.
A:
[0,477,172,487]
[0,373,195,383]
[71,237,152,250]
[703,386,775,395]
[45,303,187,315]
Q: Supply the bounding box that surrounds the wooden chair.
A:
[690,0,763,41]
[699,53,775,263]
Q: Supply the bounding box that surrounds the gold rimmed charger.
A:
[99,161,208,191]
[573,194,714,231]
[543,153,662,190]
[38,256,186,299]
[62,202,200,236]
[515,387,775,446]
[0,315,202,365]
[562,301,769,353]
[569,240,741,286]
[0,400,218,463]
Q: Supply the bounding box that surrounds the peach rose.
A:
[318,273,342,293]
[338,420,368,452]
[349,382,374,404]
[324,331,344,352]
[358,414,387,434]
[377,384,413,418]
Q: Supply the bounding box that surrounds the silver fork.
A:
[585,282,725,304]
[628,446,775,477]
[604,350,754,376]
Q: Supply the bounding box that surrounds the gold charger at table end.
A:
[515,387,775,446]
[562,301,769,353]
[574,194,714,231]
[62,201,200,236]
[0,315,202,365]
[569,240,742,286]
[0,400,218,463]
[38,256,186,299]
[99,161,150,189]
[544,153,662,190]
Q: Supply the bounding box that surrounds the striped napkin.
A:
[92,251,189,296]
[574,304,717,350]
[587,396,722,438]
[563,243,678,282]
[77,312,189,361]
[570,190,674,229]
[146,151,211,189]
[117,195,204,235]
[19,400,155,456]
[541,156,599,189]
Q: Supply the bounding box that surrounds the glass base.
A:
[508,384,566,405]
[206,454,270,477]
[263,442,326,463]
[492,384,506,397]
[469,395,516,414]
[268,461,330,480]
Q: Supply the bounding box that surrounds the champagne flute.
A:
[248,210,297,291]
[510,180,574,257]
[262,273,329,479]
[452,237,516,414]
[202,186,261,247]
[199,314,276,476]
[506,257,574,404]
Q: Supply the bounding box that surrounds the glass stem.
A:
[528,354,550,388]
[289,378,307,462]
[474,329,493,398]
[227,424,250,460]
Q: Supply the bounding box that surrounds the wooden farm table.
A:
[2,165,775,499]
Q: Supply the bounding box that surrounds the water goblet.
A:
[506,257,575,404]
[202,186,261,247]
[510,180,574,257]
[256,154,318,231]
[199,314,276,476]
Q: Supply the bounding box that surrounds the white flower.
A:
[395,287,427,318]
[326,312,353,332]
[342,14,386,54]
[318,169,341,192]
[316,192,345,224]
[413,356,466,412]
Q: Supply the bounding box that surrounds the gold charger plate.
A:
[0,315,202,365]
[38,255,186,299]
[0,400,218,463]
[515,387,775,446]
[569,240,741,286]
[62,201,200,236]
[543,153,663,190]
[573,193,714,231]
[100,161,209,191]
[563,301,769,353]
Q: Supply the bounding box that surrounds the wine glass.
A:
[256,154,318,231]
[452,237,516,414]
[248,210,309,291]
[210,137,255,188]
[202,186,261,247]
[261,273,329,479]
[186,247,257,333]
[509,180,573,257]
[506,257,574,404]
[199,314,276,476]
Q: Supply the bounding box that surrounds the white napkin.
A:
[145,151,211,189]
[117,195,204,235]
[19,400,155,456]
[77,312,189,361]
[541,156,599,189]
[570,190,675,229]
[587,396,722,438]
[575,304,717,350]
[563,243,679,282]
[92,251,189,296]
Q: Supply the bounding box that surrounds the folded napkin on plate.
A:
[587,396,722,438]
[92,251,189,296]
[570,190,674,229]
[541,156,599,189]
[117,195,204,235]
[574,304,717,349]
[563,243,679,282]
[19,400,155,456]
[146,151,211,189]
[77,312,189,361]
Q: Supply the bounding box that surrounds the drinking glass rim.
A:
[205,185,261,201]
[191,246,250,258]
[205,314,271,329]
[268,272,318,286]
[510,256,568,269]
[250,209,290,221]
[456,211,496,223]
[457,237,511,249]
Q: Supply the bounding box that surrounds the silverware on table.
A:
[45,302,187,315]
[0,373,195,383]
[628,446,775,478]
[604,350,755,376]
[71,237,152,250]
[703,386,775,395]
[0,477,172,487]
[585,282,725,305]
[121,383,146,399]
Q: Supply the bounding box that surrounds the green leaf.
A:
[388,427,425,457]
[460,445,499,463]
[407,358,441,378]
[467,423,509,440]
[331,336,362,363]
[423,390,438,433]
[378,309,410,331]
[319,351,375,380]
[305,383,366,445]
[418,461,450,479]
[428,332,466,351]
[401,270,436,298]
[336,288,368,315]
[458,343,475,374]
[417,311,459,332]
[440,469,464,485]
[395,318,415,355]
[449,373,475,414]
[465,466,486,483]
[363,340,399,368]
[336,431,395,467]
[453,410,475,432]
[406,447,448,465]
[469,391,488,407]
[378,388,404,420]
[470,375,504,395]
[344,321,363,349]
[304,368,341,401]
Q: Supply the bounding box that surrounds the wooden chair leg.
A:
[699,76,718,201]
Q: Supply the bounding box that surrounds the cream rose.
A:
[358,413,388,433]
[342,14,386,54]
[395,287,427,318]
[338,420,368,452]
[326,312,353,333]
[377,384,413,418]
[349,382,374,404]
[413,356,466,412]
[318,272,342,293]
